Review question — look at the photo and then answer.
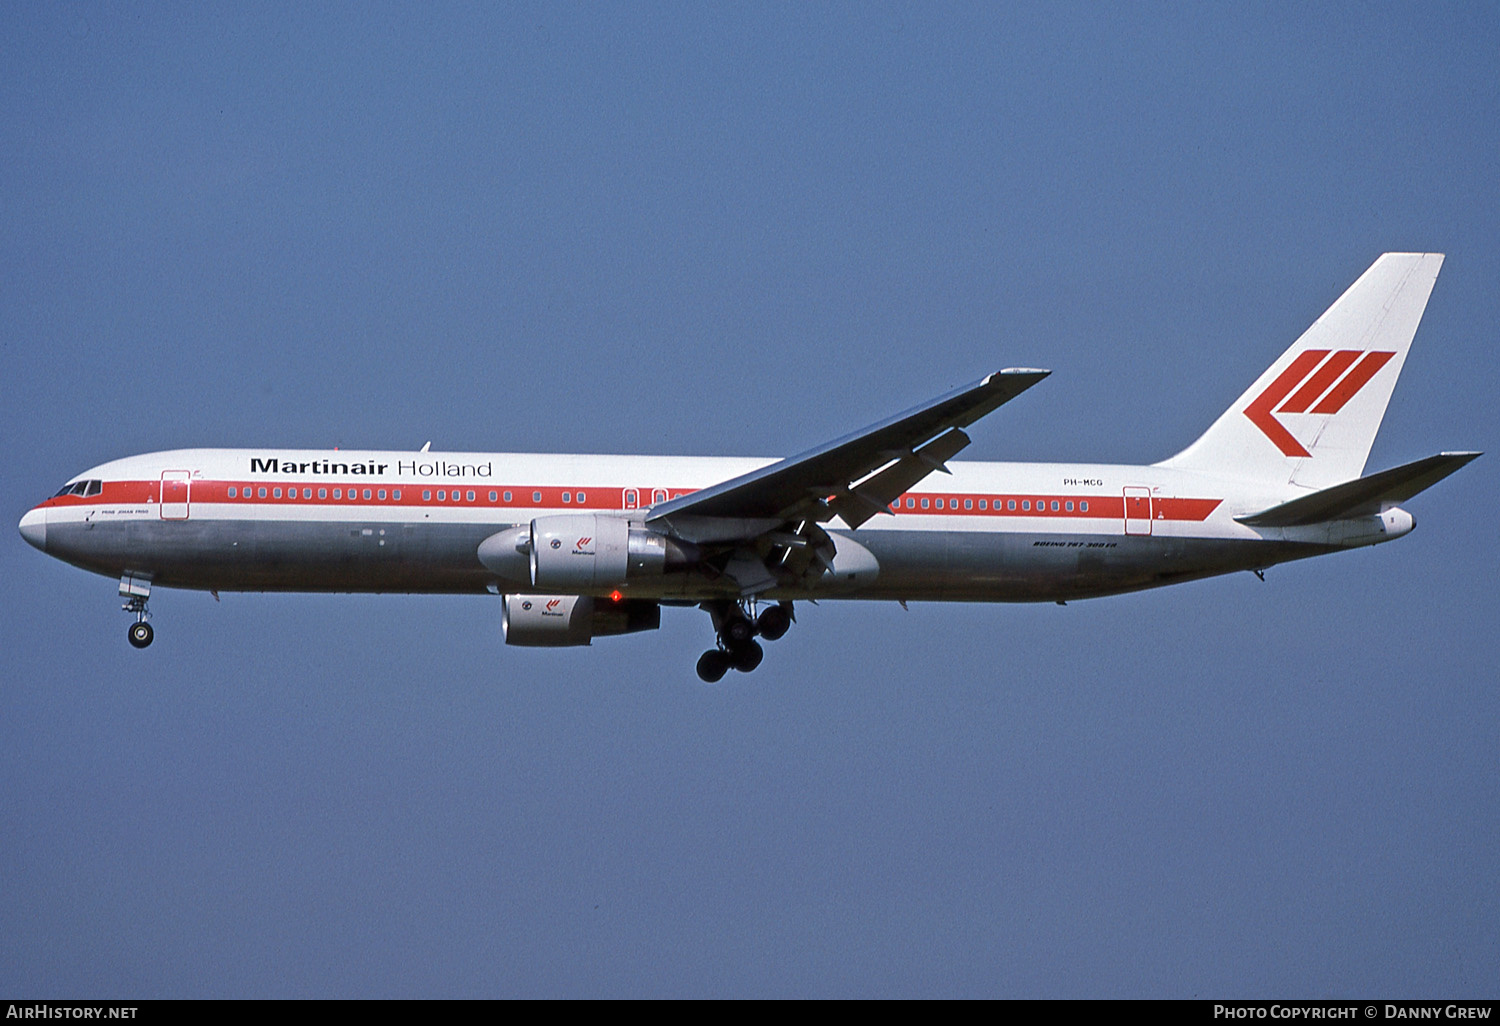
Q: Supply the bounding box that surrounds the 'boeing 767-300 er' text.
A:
[20,253,1479,681]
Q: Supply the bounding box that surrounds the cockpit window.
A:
[52,480,102,498]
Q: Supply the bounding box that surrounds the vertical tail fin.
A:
[1158,253,1444,490]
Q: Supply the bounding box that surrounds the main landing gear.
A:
[120,572,153,649]
[695,600,794,683]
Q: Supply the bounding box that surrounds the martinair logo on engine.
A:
[1244,349,1396,457]
[543,598,563,617]
[573,536,593,555]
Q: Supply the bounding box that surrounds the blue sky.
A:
[3,2,1496,997]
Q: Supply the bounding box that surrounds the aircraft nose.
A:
[18,507,47,552]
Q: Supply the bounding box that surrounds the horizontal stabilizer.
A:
[1236,451,1480,527]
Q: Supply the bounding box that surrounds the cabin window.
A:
[978,500,986,510]
[258,487,267,498]
[466,490,475,501]
[333,489,341,499]
[318,488,327,499]
[1080,501,1089,512]
[393,490,402,501]
[577,492,585,503]
[503,491,512,503]
[1066,501,1074,512]
[228,487,237,498]
[378,489,386,500]
[921,498,930,509]
[489,491,497,502]
[361,489,370,500]
[422,490,431,501]
[533,491,542,503]
[1022,500,1030,511]
[965,498,973,510]
[437,490,445,501]
[1052,501,1060,511]
[272,488,281,498]
[562,491,571,504]
[905,498,915,509]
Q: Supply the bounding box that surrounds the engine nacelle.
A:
[502,593,661,647]
[528,514,692,591]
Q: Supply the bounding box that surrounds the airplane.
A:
[18,253,1479,682]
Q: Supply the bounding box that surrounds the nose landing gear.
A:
[695,600,792,682]
[120,572,153,649]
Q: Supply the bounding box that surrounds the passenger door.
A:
[160,471,191,520]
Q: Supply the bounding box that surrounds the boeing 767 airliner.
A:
[19,254,1478,681]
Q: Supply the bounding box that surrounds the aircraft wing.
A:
[646,368,1049,542]
[1236,451,1481,527]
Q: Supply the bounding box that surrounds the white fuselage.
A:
[20,446,1411,604]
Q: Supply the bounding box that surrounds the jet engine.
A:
[502,593,661,647]
[526,514,695,591]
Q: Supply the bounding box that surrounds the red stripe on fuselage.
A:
[37,480,1223,523]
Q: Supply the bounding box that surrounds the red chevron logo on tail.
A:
[1244,349,1396,457]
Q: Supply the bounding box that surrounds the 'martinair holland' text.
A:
[248,458,494,478]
